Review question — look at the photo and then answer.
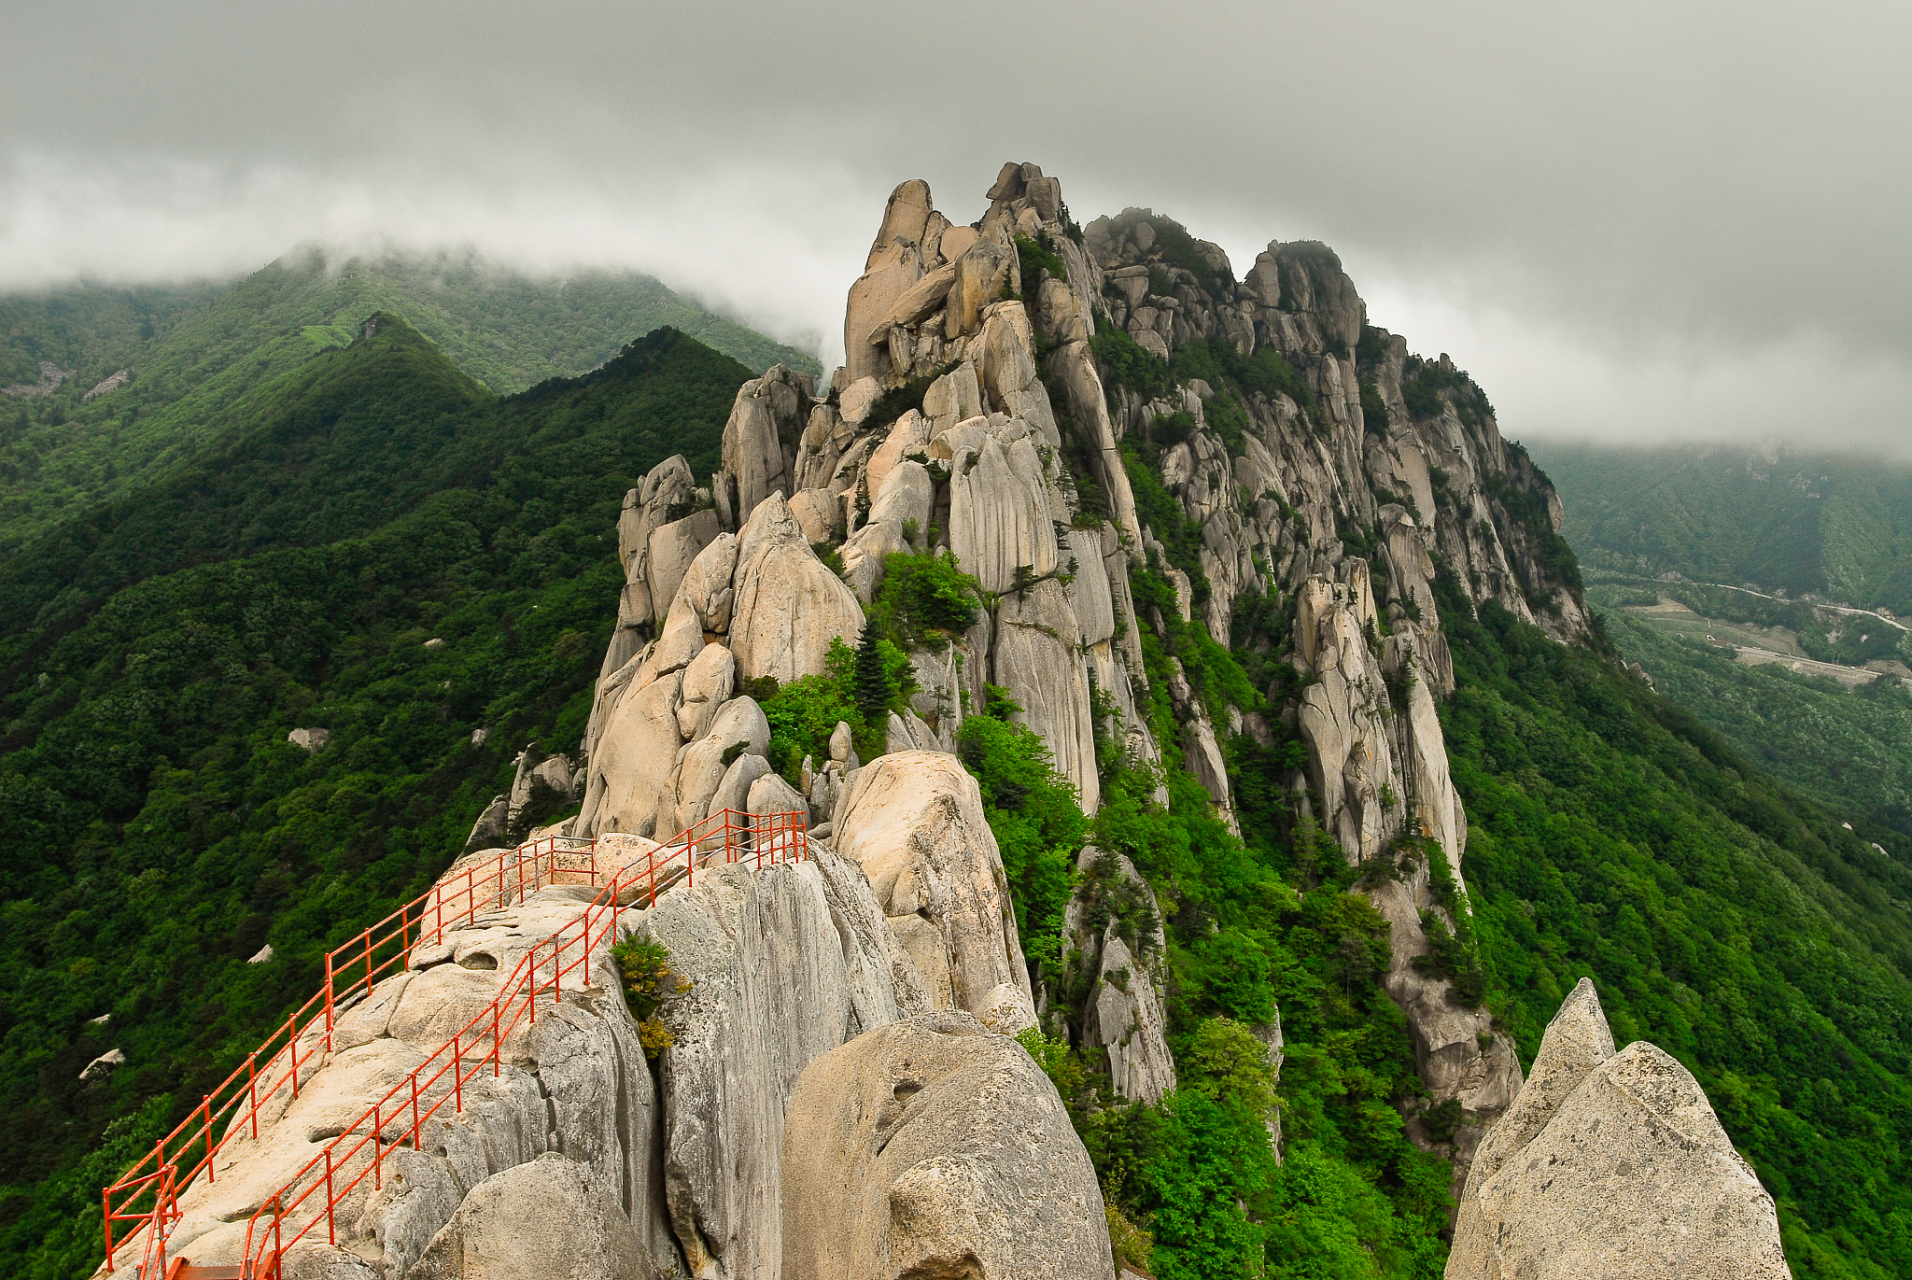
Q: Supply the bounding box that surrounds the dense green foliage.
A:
[1439,570,1912,1278]
[864,548,982,650]
[759,636,915,780]
[0,319,745,691]
[965,539,1458,1277]
[1587,569,1912,670]
[1539,442,1912,616]
[0,325,749,1278]
[957,686,1088,970]
[0,249,817,552]
[1014,233,1070,286]
[1597,611,1912,840]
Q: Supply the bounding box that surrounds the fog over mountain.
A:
[5,0,1908,452]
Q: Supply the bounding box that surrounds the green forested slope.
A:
[0,250,817,552]
[1538,442,1912,615]
[1442,585,1912,1278]
[1596,611,1912,840]
[0,326,747,1277]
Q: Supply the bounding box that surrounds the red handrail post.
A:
[323,951,335,1052]
[289,1013,300,1098]
[202,1097,214,1183]
[248,1051,259,1138]
[324,1148,335,1245]
[373,1101,383,1189]
[101,1186,114,1269]
[453,1035,463,1113]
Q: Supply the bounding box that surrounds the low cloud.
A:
[5,0,1909,453]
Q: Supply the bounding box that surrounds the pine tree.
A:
[854,620,891,729]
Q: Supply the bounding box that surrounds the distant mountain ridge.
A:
[0,248,820,553]
[1537,442,1912,615]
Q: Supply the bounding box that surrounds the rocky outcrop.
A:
[1448,980,1792,1279]
[832,752,1033,1027]
[641,853,925,1278]
[406,1152,651,1280]
[1060,848,1175,1104]
[780,1012,1115,1280]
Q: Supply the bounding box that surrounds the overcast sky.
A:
[4,0,1908,453]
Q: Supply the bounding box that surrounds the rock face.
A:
[780,1012,1115,1280]
[640,854,924,1278]
[1447,980,1792,1280]
[831,752,1032,1021]
[407,1152,651,1280]
[1061,848,1175,1104]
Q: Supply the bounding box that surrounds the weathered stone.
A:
[706,752,771,825]
[675,642,735,743]
[947,424,1058,594]
[676,532,739,634]
[868,261,958,343]
[645,855,911,1277]
[921,360,983,438]
[788,486,841,546]
[833,751,1032,1014]
[669,696,771,831]
[780,1012,1114,1280]
[729,493,866,684]
[746,770,808,825]
[992,579,1100,812]
[582,669,684,837]
[645,510,721,628]
[349,1146,463,1280]
[869,457,934,536]
[722,378,795,523]
[1448,982,1790,1280]
[863,411,930,501]
[845,182,932,384]
[839,376,882,428]
[937,224,979,264]
[463,794,509,854]
[407,1152,652,1280]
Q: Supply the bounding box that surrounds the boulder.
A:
[583,670,684,837]
[675,642,735,743]
[676,532,739,634]
[406,1152,652,1280]
[645,510,721,627]
[746,770,808,825]
[1447,980,1791,1280]
[832,752,1032,1014]
[729,493,866,684]
[669,696,771,831]
[780,1012,1114,1280]
[644,855,913,1277]
[840,516,910,603]
[921,360,983,439]
[722,375,799,522]
[788,486,841,546]
[707,753,771,826]
[869,458,934,536]
[864,411,930,501]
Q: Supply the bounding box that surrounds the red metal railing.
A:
[102,810,805,1279]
